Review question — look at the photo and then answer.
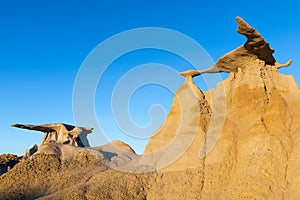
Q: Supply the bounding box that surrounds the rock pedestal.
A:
[12,123,93,147]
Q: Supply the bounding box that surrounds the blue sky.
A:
[1,0,299,155]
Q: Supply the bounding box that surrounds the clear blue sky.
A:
[1,0,299,155]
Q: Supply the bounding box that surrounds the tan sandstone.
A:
[0,17,299,200]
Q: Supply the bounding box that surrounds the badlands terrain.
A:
[0,17,299,200]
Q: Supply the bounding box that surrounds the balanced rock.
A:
[180,16,292,77]
[12,123,93,147]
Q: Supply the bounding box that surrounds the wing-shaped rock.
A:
[180,16,291,78]
[11,123,93,147]
[236,16,276,65]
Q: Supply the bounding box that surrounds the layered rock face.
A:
[143,17,300,199]
[198,56,300,199]
[140,76,211,171]
[0,17,299,199]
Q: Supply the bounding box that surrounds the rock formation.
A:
[0,154,21,176]
[180,16,292,78]
[12,123,93,147]
[23,144,39,160]
[140,75,212,171]
[90,140,139,170]
[0,17,299,199]
[143,16,300,199]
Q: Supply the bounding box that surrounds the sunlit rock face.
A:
[141,16,300,199]
[1,17,299,200]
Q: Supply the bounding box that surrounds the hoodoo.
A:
[180,16,292,78]
[12,123,93,147]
